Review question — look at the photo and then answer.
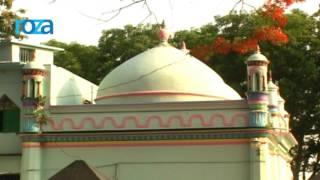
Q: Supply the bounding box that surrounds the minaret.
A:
[21,51,47,132]
[20,51,47,180]
[245,46,270,127]
[246,46,269,92]
[267,70,282,129]
[267,71,279,112]
[267,71,290,130]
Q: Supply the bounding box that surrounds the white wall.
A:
[34,143,250,180]
[11,45,20,63]
[0,67,22,174]
[0,44,11,62]
[48,65,98,105]
[11,44,54,64]
[0,156,21,174]
[35,49,53,65]
[0,134,21,174]
[0,133,21,154]
[0,67,22,108]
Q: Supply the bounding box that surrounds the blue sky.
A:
[13,0,320,45]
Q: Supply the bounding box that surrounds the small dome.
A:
[247,52,269,63]
[278,95,285,103]
[23,61,45,70]
[268,81,278,90]
[96,43,241,104]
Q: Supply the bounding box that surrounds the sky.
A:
[12,0,320,45]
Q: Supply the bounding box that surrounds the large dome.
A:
[95,42,241,104]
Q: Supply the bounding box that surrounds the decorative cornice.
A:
[49,99,248,114]
[247,61,269,66]
[95,90,230,101]
[19,128,292,144]
[21,139,250,148]
[42,112,249,131]
[23,69,46,76]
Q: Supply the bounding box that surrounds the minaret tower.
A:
[267,71,290,130]
[21,51,47,132]
[245,46,270,127]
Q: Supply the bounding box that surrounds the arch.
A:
[0,95,20,132]
[26,79,36,98]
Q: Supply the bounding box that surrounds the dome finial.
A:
[180,41,190,54]
[268,69,273,81]
[158,20,171,42]
[256,45,260,53]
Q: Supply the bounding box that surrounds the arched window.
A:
[22,81,26,97]
[27,79,35,98]
[248,76,252,91]
[0,95,20,132]
[262,76,266,91]
[36,81,41,97]
[254,72,260,91]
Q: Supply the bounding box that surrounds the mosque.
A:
[0,28,297,180]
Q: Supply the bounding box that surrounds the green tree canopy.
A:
[45,40,99,83]
[0,0,24,40]
[97,24,161,82]
[207,10,320,180]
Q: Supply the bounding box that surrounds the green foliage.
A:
[172,24,218,48]
[45,40,99,83]
[210,10,320,179]
[0,0,25,40]
[97,24,161,82]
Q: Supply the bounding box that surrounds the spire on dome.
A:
[268,70,273,81]
[158,21,171,42]
[180,41,190,54]
[246,45,269,63]
[256,45,260,53]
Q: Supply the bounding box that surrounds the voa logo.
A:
[15,19,53,35]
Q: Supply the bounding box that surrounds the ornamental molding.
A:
[42,112,250,131]
[49,99,248,113]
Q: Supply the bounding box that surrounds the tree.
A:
[0,0,24,40]
[203,10,320,180]
[189,0,306,58]
[45,40,100,83]
[272,10,320,180]
[97,24,161,82]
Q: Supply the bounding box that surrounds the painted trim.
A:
[95,90,230,101]
[44,113,249,131]
[20,128,292,143]
[22,139,250,148]
[48,100,248,113]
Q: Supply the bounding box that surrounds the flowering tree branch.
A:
[191,0,305,59]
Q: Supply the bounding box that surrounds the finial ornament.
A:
[158,21,171,42]
[268,70,273,81]
[256,45,260,53]
[180,41,190,54]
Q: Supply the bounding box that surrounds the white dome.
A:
[96,43,241,104]
[247,52,269,63]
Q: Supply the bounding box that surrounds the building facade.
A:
[0,35,296,180]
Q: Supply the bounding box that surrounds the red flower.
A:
[254,27,288,45]
[213,37,231,55]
